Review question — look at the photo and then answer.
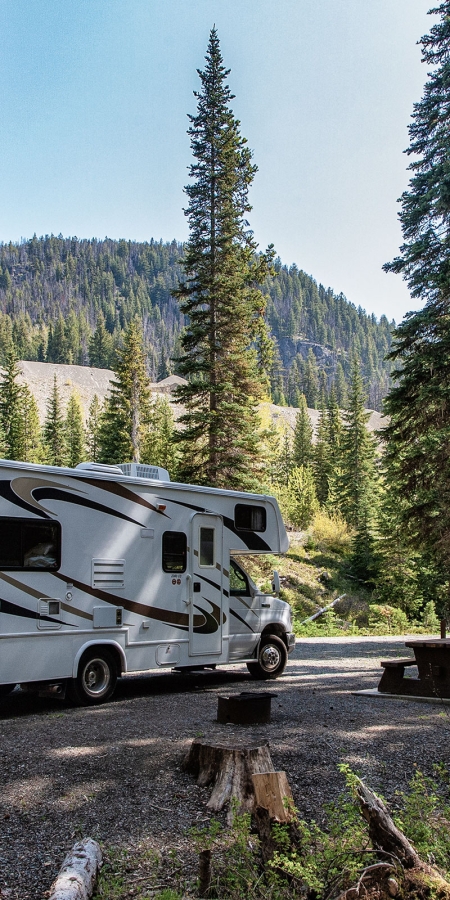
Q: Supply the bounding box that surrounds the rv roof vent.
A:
[118,463,170,482]
[75,462,124,475]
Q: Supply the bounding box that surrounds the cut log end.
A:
[48,838,102,900]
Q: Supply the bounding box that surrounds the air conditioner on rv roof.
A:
[75,462,170,481]
[119,463,170,481]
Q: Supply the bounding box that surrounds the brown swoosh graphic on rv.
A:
[54,573,213,630]
[0,572,92,621]
[10,477,85,516]
[79,478,170,517]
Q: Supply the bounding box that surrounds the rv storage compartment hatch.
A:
[156,643,180,666]
[93,606,123,628]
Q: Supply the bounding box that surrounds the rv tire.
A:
[69,648,118,706]
[0,683,16,697]
[247,634,287,680]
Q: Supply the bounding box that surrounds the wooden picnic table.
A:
[378,637,450,698]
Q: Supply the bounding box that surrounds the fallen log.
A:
[47,838,102,900]
[182,739,274,820]
[355,779,450,900]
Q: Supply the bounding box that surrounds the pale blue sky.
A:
[0,1,436,321]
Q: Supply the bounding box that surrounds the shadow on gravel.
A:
[0,667,255,720]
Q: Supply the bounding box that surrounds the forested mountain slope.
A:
[0,235,393,410]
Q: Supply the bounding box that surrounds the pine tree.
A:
[286,466,319,530]
[292,394,313,468]
[0,350,26,460]
[65,392,86,468]
[382,2,450,588]
[142,395,178,476]
[21,386,42,463]
[302,349,319,408]
[325,385,343,512]
[334,362,347,408]
[339,360,378,530]
[86,394,103,462]
[173,28,274,490]
[89,313,114,369]
[43,375,67,466]
[313,403,330,506]
[99,318,151,464]
[273,428,292,486]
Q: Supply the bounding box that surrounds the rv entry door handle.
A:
[184,574,192,606]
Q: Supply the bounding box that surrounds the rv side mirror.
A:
[272,570,280,595]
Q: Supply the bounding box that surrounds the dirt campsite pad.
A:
[1,636,449,900]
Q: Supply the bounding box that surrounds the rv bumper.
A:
[286,632,296,653]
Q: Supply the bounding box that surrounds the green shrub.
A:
[422,600,440,633]
[368,603,409,634]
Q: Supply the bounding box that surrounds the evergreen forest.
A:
[0,235,393,410]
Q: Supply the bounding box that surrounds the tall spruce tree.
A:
[43,375,67,466]
[174,28,274,490]
[86,395,103,462]
[0,350,25,460]
[99,318,151,464]
[142,395,178,476]
[292,394,313,468]
[339,361,378,529]
[382,2,450,591]
[65,392,86,468]
[340,363,379,581]
[21,386,42,463]
[313,403,330,506]
[89,313,114,369]
[325,385,343,511]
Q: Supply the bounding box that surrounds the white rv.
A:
[0,459,294,705]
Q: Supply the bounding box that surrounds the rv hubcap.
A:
[261,644,281,671]
[82,659,111,697]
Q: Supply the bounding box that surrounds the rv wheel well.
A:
[261,623,287,645]
[79,644,123,677]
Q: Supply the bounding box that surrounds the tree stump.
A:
[182,739,274,820]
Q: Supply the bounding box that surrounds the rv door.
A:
[188,513,223,656]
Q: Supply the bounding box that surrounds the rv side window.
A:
[229,559,250,595]
[162,531,187,573]
[234,504,266,533]
[0,519,60,570]
[199,527,215,567]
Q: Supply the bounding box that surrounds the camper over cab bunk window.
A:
[0,519,61,570]
[234,504,266,532]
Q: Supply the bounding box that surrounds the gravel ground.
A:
[1,635,450,900]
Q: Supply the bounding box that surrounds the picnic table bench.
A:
[378,638,450,698]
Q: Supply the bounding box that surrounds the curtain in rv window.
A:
[0,519,61,569]
[234,504,266,532]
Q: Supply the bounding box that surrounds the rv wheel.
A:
[0,683,16,698]
[69,649,117,705]
[247,634,288,680]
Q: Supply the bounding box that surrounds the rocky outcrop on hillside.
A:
[15,361,387,436]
